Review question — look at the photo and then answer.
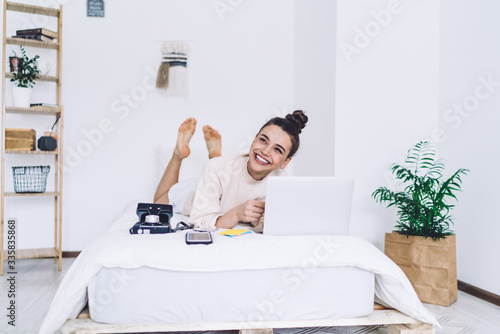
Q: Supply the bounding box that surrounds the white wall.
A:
[335,0,440,249]
[293,0,336,176]
[439,0,500,296]
[1,0,295,250]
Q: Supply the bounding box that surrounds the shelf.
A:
[7,37,59,50]
[6,1,60,17]
[4,191,59,197]
[5,106,60,116]
[6,149,57,155]
[1,0,63,275]
[6,72,58,83]
[3,247,59,260]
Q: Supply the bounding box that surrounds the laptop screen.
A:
[263,176,354,236]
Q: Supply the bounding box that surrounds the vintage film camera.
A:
[129,203,173,234]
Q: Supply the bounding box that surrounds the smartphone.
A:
[185,231,213,245]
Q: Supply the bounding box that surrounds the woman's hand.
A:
[215,200,265,229]
[234,200,265,223]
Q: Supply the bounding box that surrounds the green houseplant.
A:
[372,140,468,239]
[372,141,468,306]
[10,45,40,107]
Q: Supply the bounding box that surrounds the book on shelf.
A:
[30,103,58,109]
[12,34,54,42]
[16,28,58,39]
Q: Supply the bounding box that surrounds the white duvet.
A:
[40,206,438,334]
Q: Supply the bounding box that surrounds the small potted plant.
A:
[372,141,468,306]
[10,45,40,108]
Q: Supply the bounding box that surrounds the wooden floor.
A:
[1,258,500,334]
[0,257,75,334]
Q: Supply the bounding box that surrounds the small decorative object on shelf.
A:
[36,59,52,76]
[38,116,60,151]
[5,128,36,151]
[38,136,57,151]
[12,165,51,193]
[10,45,40,108]
[8,50,23,73]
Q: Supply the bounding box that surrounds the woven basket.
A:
[12,165,50,193]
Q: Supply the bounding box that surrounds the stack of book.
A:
[12,28,57,42]
[30,103,58,109]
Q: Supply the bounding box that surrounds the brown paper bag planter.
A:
[372,141,467,307]
[385,232,457,306]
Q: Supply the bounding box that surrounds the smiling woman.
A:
[247,125,293,180]
[209,111,308,229]
[154,110,308,231]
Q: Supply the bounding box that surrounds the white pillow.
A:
[153,146,208,186]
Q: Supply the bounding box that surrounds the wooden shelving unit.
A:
[6,72,58,82]
[5,1,60,16]
[5,149,58,155]
[1,1,64,275]
[15,247,59,259]
[6,36,59,49]
[5,106,61,116]
[4,191,60,197]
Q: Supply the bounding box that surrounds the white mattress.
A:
[88,265,374,324]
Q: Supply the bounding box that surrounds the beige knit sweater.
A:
[188,154,284,230]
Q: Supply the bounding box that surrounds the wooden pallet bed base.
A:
[62,308,435,334]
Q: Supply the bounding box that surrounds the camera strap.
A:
[172,221,194,233]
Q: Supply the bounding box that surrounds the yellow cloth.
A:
[219,229,251,236]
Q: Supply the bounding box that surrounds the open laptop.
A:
[263,176,354,236]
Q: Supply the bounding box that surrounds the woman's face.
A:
[247,124,293,180]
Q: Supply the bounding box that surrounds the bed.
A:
[39,203,438,334]
[88,265,375,324]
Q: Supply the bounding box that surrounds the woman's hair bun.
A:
[285,110,308,133]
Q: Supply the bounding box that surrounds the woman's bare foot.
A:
[203,125,222,159]
[174,118,196,160]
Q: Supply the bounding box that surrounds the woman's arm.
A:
[189,155,267,230]
[188,159,225,229]
[215,200,265,229]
